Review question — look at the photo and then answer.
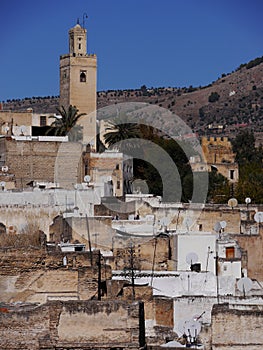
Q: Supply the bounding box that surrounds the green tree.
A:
[232,130,262,165]
[232,130,263,203]
[207,170,230,203]
[103,115,141,150]
[235,163,263,204]
[48,105,85,141]
[208,91,220,103]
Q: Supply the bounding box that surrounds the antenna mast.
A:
[82,13,88,28]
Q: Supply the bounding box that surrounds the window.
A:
[116,164,119,170]
[78,43,81,50]
[80,71,86,82]
[117,181,120,189]
[84,163,89,175]
[230,169,235,180]
[226,247,235,259]
[40,116,46,126]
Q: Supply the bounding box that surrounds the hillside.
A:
[2,57,263,141]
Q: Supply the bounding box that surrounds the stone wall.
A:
[201,136,236,164]
[0,248,111,303]
[0,300,145,350]
[84,151,126,196]
[211,303,263,349]
[113,235,170,271]
[0,110,32,136]
[4,138,84,189]
[233,228,263,280]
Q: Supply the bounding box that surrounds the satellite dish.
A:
[186,252,199,265]
[177,320,187,336]
[160,217,169,226]
[183,217,193,230]
[20,125,26,134]
[220,221,227,229]
[254,212,263,223]
[1,166,8,173]
[237,277,252,294]
[228,198,238,209]
[84,175,91,183]
[183,319,201,337]
[214,221,222,233]
[245,197,251,205]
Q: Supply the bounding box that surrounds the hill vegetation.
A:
[1,56,263,203]
[2,57,263,142]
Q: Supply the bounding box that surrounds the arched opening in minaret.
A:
[80,71,86,82]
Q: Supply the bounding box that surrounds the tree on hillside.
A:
[47,105,85,141]
[235,162,263,204]
[208,91,220,103]
[232,130,263,203]
[232,130,263,165]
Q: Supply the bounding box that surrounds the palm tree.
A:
[103,114,141,151]
[48,105,86,141]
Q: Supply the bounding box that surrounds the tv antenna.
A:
[237,277,252,297]
[82,13,88,28]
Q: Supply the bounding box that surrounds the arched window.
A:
[80,71,86,82]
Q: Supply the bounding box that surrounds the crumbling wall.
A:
[0,300,145,350]
[0,249,111,303]
[233,230,263,280]
[211,303,263,349]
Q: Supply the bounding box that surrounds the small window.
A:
[84,163,88,175]
[116,164,119,170]
[117,181,120,189]
[226,247,235,259]
[78,43,81,50]
[230,169,235,180]
[40,116,46,126]
[80,71,86,82]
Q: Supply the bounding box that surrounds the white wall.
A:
[176,233,217,274]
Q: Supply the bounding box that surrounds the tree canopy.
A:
[48,105,85,141]
[232,130,263,204]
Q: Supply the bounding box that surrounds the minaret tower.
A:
[60,22,97,147]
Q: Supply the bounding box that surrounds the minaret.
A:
[60,22,97,148]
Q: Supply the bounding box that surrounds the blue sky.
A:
[0,0,262,101]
